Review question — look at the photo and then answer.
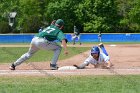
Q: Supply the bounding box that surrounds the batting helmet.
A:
[91,46,100,55]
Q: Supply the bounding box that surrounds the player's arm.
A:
[103,59,113,69]
[101,53,113,69]
[57,31,68,55]
[106,60,112,69]
[61,39,68,54]
[73,63,88,69]
[73,56,91,69]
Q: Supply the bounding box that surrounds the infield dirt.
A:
[0,44,140,76]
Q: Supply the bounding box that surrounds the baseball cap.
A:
[55,19,64,26]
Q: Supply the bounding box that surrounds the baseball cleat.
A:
[9,63,15,70]
[98,43,104,48]
[50,64,59,70]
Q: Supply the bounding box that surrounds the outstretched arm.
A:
[73,63,88,69]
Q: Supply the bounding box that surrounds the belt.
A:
[34,36,55,42]
[34,36,45,39]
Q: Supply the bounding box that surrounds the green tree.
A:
[128,0,140,32]
[75,0,118,33]
[0,0,18,33]
[116,0,140,32]
[1,0,139,33]
[16,0,42,33]
[45,0,83,33]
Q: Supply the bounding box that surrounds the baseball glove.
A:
[61,39,68,43]
[65,39,68,43]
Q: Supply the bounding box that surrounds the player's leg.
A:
[41,41,62,70]
[73,37,76,45]
[72,35,76,45]
[50,44,62,70]
[78,35,82,45]
[98,43,108,56]
[10,37,39,70]
[14,45,38,66]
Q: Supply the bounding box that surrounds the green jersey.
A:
[36,25,65,41]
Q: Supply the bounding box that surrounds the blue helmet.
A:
[91,46,100,54]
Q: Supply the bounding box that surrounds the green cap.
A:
[55,19,64,26]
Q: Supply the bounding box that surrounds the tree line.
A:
[0,0,139,33]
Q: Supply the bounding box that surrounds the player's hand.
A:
[102,65,110,69]
[64,50,68,55]
[106,66,110,69]
[106,64,114,69]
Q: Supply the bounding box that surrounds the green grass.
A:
[0,75,139,93]
[0,47,90,63]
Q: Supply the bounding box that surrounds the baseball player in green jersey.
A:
[9,19,68,70]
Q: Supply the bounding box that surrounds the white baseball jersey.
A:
[84,53,110,65]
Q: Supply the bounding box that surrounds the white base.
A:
[58,66,77,70]
[109,44,116,47]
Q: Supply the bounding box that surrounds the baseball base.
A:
[58,66,77,70]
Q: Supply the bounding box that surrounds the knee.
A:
[58,46,62,51]
[25,52,33,59]
[53,46,62,51]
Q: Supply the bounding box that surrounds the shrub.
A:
[0,21,12,33]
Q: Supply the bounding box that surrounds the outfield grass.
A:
[0,75,139,93]
[0,47,90,63]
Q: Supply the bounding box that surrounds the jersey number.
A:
[43,27,55,33]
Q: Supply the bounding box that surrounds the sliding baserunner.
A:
[74,43,113,69]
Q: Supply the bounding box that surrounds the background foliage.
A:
[0,0,139,33]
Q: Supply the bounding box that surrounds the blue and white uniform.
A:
[84,53,110,65]
[77,45,111,69]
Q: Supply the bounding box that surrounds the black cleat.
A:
[9,64,15,70]
[50,64,59,70]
